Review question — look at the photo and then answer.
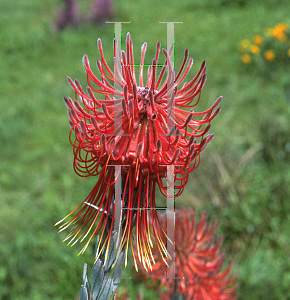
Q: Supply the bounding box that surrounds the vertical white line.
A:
[106,22,130,249]
[113,22,122,137]
[167,165,175,279]
[114,165,122,249]
[159,21,182,279]
[106,21,130,137]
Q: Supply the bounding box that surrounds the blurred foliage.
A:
[0,0,290,299]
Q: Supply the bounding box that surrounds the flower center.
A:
[137,86,150,99]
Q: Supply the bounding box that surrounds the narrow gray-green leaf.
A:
[91,259,104,300]
[97,279,115,300]
[112,251,125,286]
[95,235,100,257]
[103,231,119,273]
[79,285,89,300]
[83,263,88,284]
[82,263,90,300]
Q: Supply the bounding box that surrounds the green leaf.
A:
[79,285,89,300]
[96,279,115,300]
[83,263,88,283]
[111,251,125,286]
[91,259,104,300]
[103,231,120,273]
[95,235,100,257]
[82,263,90,299]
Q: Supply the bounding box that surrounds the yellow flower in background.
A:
[239,39,251,52]
[268,22,288,41]
[242,39,251,47]
[241,54,251,64]
[276,22,288,33]
[264,50,275,62]
[253,35,263,45]
[277,33,287,42]
[240,23,289,67]
[250,45,260,55]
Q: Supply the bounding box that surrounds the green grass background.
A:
[1,0,290,299]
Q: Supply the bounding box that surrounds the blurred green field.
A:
[1,0,290,299]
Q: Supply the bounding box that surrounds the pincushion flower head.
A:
[55,33,222,270]
[134,208,239,300]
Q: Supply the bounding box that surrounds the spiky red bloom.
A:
[134,208,239,300]
[55,33,222,270]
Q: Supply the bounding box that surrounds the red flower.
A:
[134,208,239,300]
[55,33,222,270]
